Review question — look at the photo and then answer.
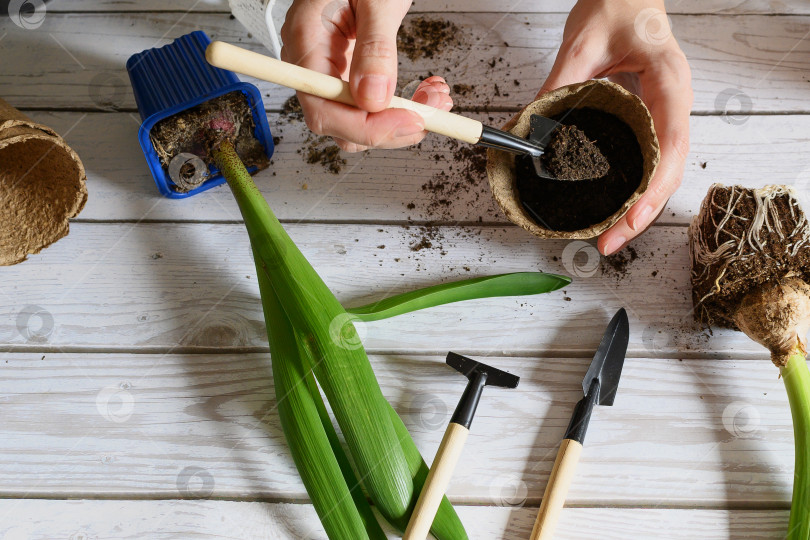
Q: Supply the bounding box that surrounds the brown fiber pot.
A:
[0,98,87,265]
[486,80,660,239]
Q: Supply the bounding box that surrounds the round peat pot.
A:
[0,98,87,266]
[486,80,660,239]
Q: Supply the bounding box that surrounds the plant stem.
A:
[782,348,810,540]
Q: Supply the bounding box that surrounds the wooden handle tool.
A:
[403,423,469,540]
[529,308,629,540]
[205,41,552,164]
[529,438,582,540]
[404,352,520,540]
[206,40,482,143]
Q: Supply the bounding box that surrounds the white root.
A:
[689,184,810,310]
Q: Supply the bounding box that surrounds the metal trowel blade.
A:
[528,114,560,178]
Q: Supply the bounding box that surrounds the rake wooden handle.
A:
[403,422,469,540]
[205,40,484,144]
[529,438,583,540]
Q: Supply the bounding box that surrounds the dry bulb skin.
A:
[733,278,810,366]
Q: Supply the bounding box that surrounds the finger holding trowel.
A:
[530,308,629,540]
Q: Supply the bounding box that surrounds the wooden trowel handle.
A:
[206,41,484,144]
[403,422,469,540]
[529,438,583,540]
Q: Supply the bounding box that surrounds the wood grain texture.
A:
[0,221,769,356]
[3,13,810,112]
[0,352,794,504]
[27,111,810,224]
[0,500,792,540]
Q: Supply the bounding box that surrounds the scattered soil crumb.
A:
[281,95,304,122]
[397,17,463,61]
[412,140,488,221]
[408,225,444,255]
[700,162,707,169]
[151,252,163,260]
[601,246,638,279]
[453,84,474,96]
[304,135,346,174]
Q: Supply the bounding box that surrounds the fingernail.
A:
[413,88,442,108]
[394,118,425,138]
[358,74,388,104]
[630,205,653,231]
[603,235,627,256]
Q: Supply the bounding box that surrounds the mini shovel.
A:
[205,41,577,181]
[403,352,520,540]
[529,308,629,540]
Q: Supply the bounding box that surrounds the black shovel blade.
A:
[528,114,560,179]
[582,308,629,406]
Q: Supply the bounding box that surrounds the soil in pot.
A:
[541,124,609,181]
[516,107,643,232]
[150,91,269,192]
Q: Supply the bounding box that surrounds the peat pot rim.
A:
[485,79,660,240]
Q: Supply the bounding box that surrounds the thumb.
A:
[350,0,409,112]
[537,38,604,96]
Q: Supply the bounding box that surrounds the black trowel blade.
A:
[528,114,560,178]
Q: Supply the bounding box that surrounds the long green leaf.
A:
[347,272,570,322]
[216,142,416,525]
[254,251,372,539]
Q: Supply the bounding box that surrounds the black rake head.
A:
[446,352,520,389]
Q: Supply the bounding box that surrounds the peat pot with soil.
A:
[486,80,660,239]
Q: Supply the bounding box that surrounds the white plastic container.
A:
[228,0,292,58]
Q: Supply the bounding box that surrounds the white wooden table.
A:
[1,1,808,538]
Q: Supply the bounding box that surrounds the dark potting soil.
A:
[303,136,346,175]
[516,108,643,231]
[150,91,269,191]
[397,17,463,61]
[691,187,810,328]
[542,124,609,181]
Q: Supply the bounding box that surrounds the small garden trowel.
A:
[204,40,571,180]
[529,308,629,540]
[403,352,520,540]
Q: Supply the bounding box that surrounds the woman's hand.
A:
[280,0,453,153]
[539,0,693,254]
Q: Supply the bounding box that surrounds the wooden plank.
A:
[0,352,795,505]
[0,222,770,356]
[42,0,810,15]
[3,13,810,112]
[0,500,791,539]
[30,111,810,224]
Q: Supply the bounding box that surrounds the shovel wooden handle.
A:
[205,41,484,144]
[529,438,583,540]
[403,422,469,540]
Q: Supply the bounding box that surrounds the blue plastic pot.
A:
[126,31,274,198]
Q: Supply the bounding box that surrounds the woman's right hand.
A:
[280,0,454,153]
